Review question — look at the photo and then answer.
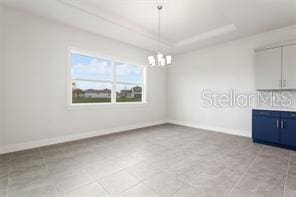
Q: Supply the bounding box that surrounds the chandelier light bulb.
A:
[157,52,163,60]
[148,56,156,67]
[148,56,154,64]
[160,58,166,66]
[166,56,172,65]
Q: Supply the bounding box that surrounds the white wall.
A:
[168,25,296,137]
[0,6,4,148]
[1,6,167,153]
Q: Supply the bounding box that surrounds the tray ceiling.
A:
[1,0,296,54]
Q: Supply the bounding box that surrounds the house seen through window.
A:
[71,50,145,105]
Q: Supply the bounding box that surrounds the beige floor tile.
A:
[173,185,207,197]
[0,124,292,196]
[0,189,7,197]
[8,174,55,196]
[64,182,110,197]
[84,160,122,180]
[125,161,161,182]
[46,157,83,174]
[10,163,48,179]
[8,184,59,197]
[284,188,296,197]
[119,183,159,197]
[99,170,140,196]
[51,169,95,194]
[142,171,184,197]
[284,174,296,196]
[0,178,8,192]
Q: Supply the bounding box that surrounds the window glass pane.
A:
[71,52,112,81]
[115,62,143,84]
[116,84,142,102]
[72,80,111,103]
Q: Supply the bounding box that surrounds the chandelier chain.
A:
[158,5,161,52]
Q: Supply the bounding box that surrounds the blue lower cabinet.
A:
[281,118,296,147]
[252,109,296,150]
[252,116,280,143]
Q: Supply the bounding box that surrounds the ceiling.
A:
[1,0,296,54]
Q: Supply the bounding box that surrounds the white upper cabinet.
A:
[255,47,282,90]
[282,44,296,89]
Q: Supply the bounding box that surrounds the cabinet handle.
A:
[291,114,296,117]
[277,120,279,128]
[281,120,284,129]
[279,80,282,88]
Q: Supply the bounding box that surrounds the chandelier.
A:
[148,5,172,67]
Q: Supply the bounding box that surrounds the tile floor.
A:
[0,124,296,197]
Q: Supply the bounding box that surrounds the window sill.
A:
[66,102,147,110]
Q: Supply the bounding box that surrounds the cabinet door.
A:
[255,48,282,90]
[281,118,296,147]
[252,116,280,143]
[282,44,296,89]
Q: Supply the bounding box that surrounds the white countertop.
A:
[253,107,296,112]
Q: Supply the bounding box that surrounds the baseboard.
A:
[167,120,251,138]
[0,120,166,154]
[0,119,251,154]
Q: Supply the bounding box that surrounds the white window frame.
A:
[67,47,147,109]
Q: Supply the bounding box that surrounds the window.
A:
[70,49,146,106]
[115,62,144,103]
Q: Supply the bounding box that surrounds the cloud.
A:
[116,63,142,76]
[72,59,112,76]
